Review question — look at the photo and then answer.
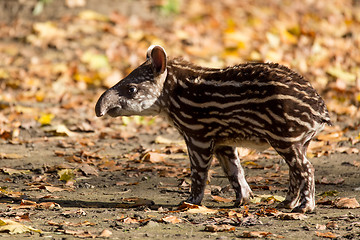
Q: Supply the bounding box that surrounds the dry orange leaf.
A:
[204,224,235,232]
[161,215,182,224]
[45,186,67,193]
[178,202,217,214]
[212,195,233,203]
[316,224,327,230]
[122,217,139,224]
[334,197,360,209]
[315,231,339,239]
[78,163,99,176]
[141,152,166,163]
[36,202,58,210]
[0,153,23,159]
[241,231,273,238]
[98,229,112,238]
[316,131,346,142]
[276,212,308,220]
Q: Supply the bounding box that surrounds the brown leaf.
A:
[36,202,59,210]
[0,153,23,159]
[204,224,235,232]
[1,168,30,175]
[276,212,308,220]
[316,224,327,230]
[315,231,339,239]
[141,152,166,163]
[45,186,67,193]
[15,213,31,222]
[241,231,273,238]
[316,131,346,141]
[326,221,339,230]
[65,0,86,8]
[319,177,344,185]
[178,202,217,214]
[122,217,139,224]
[212,195,233,203]
[246,176,264,183]
[161,215,182,224]
[78,163,99,176]
[334,197,360,209]
[98,229,112,238]
[21,199,37,206]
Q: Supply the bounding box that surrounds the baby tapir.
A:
[95,45,331,213]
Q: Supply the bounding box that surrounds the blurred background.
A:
[0,1,359,237]
[1,0,360,135]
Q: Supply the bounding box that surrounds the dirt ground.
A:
[0,127,360,239]
[1,0,360,239]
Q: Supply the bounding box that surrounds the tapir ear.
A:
[146,45,167,74]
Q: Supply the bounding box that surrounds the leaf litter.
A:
[0,0,360,239]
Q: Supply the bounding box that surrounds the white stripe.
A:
[284,112,313,129]
[169,96,180,108]
[179,110,192,118]
[265,108,286,124]
[172,113,204,130]
[204,127,222,138]
[198,117,228,126]
[178,94,321,120]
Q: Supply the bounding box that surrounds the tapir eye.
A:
[128,85,137,94]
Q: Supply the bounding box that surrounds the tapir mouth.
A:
[106,107,122,117]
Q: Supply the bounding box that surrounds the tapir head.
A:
[95,45,168,117]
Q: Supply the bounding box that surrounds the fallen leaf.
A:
[319,177,344,185]
[65,0,86,8]
[43,124,76,137]
[78,163,99,176]
[48,220,95,227]
[0,153,23,159]
[161,215,182,224]
[276,212,308,220]
[1,168,30,175]
[334,197,360,209]
[246,176,264,183]
[0,187,22,198]
[36,202,59,210]
[178,202,217,214]
[0,218,41,235]
[212,195,233,203]
[327,67,356,82]
[141,152,166,163]
[61,209,87,218]
[241,231,273,238]
[78,10,109,22]
[15,213,31,222]
[319,190,339,197]
[155,135,185,145]
[98,229,112,238]
[251,194,285,204]
[37,113,54,126]
[315,231,339,239]
[204,224,235,232]
[316,131,346,141]
[64,229,95,238]
[316,224,327,230]
[326,221,339,230]
[45,186,67,193]
[122,217,139,224]
[58,169,76,182]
